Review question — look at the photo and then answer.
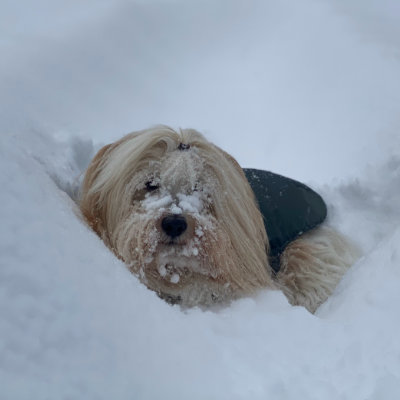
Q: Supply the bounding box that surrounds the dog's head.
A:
[80,126,273,306]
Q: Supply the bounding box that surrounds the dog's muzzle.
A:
[161,215,188,238]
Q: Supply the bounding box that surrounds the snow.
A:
[143,193,173,211]
[177,192,203,214]
[1,0,400,399]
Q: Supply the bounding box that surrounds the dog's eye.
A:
[145,181,160,192]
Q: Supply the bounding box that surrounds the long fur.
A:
[277,227,359,313]
[80,126,274,307]
[80,126,358,311]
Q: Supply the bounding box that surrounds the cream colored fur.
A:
[80,126,358,312]
[277,227,359,313]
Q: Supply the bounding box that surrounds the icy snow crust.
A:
[2,0,400,399]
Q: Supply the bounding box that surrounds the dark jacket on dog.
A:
[244,169,327,273]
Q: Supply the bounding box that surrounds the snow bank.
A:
[1,124,400,400]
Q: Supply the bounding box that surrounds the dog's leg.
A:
[276,227,360,313]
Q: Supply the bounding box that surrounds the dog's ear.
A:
[214,146,247,176]
[80,143,114,238]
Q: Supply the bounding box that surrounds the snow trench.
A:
[1,130,400,400]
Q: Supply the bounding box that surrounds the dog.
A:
[80,126,358,312]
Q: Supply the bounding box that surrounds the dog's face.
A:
[80,127,273,306]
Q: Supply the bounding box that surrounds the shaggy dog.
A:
[80,126,358,312]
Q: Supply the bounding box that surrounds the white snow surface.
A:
[1,1,400,399]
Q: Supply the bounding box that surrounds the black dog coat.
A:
[244,169,327,273]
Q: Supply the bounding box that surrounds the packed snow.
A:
[1,1,400,399]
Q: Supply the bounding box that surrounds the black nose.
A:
[161,215,187,238]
